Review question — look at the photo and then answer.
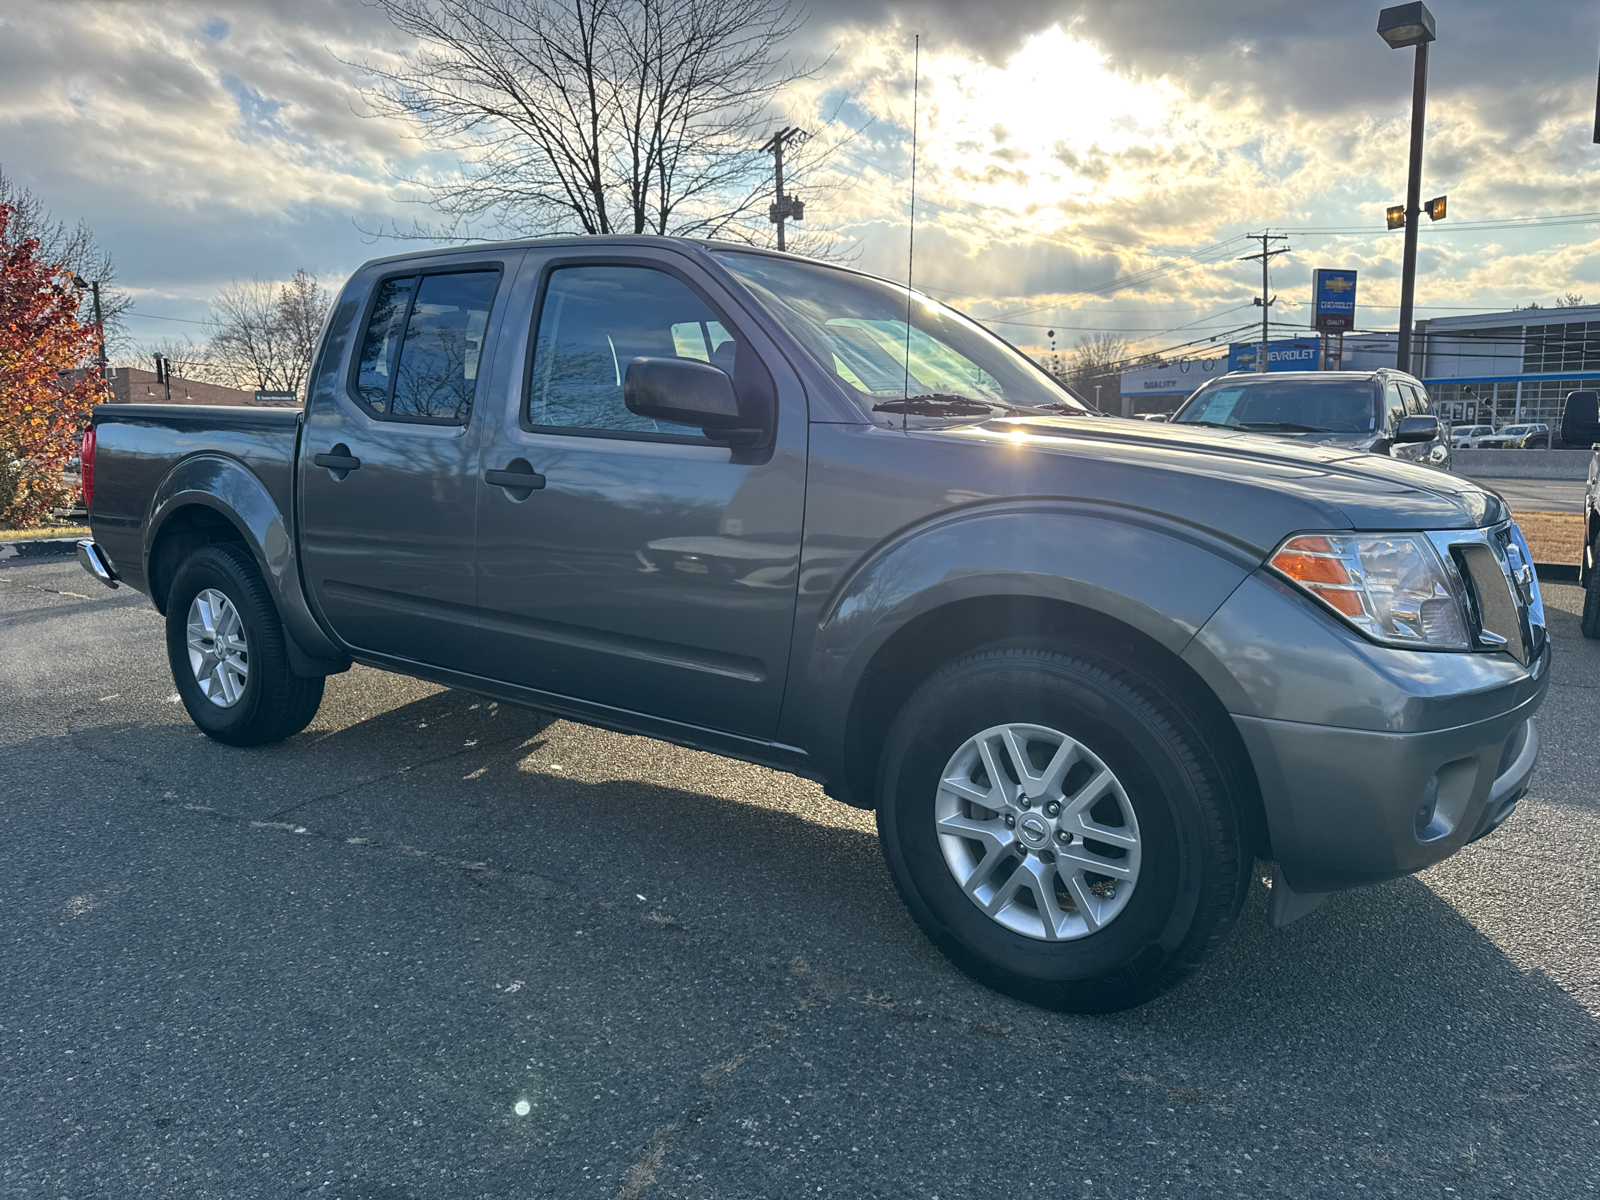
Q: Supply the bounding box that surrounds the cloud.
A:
[1,0,1596,362]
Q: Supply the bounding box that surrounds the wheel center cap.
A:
[1017,813,1050,847]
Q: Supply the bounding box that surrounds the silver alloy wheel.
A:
[186,588,249,708]
[935,722,1142,940]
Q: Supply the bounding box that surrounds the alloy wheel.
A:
[186,588,249,707]
[934,722,1142,940]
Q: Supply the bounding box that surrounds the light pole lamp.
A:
[1378,1,1436,375]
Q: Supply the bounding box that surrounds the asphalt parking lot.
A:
[3,556,1598,1200]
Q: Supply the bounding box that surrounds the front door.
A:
[473,250,806,739]
[299,255,518,670]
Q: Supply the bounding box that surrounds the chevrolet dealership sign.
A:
[1227,339,1321,372]
[1312,269,1358,332]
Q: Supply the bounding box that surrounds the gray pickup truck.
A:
[77,237,1549,1012]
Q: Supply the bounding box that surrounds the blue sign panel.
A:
[1228,339,1322,373]
[1312,268,1358,331]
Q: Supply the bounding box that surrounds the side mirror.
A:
[1562,389,1600,447]
[624,356,745,432]
[1395,414,1441,444]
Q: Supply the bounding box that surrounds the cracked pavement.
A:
[2,557,1598,1199]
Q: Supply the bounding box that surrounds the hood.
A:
[927,414,1506,553]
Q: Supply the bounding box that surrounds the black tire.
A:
[1583,535,1600,639]
[876,643,1251,1013]
[165,543,324,746]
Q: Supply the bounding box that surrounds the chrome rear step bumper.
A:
[76,539,119,590]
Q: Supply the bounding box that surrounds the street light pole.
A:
[1378,2,1437,375]
[1396,39,1429,373]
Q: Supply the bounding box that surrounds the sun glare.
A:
[920,28,1179,208]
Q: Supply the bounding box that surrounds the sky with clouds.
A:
[2,0,1598,363]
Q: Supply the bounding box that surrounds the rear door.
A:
[298,252,521,670]
[471,246,806,739]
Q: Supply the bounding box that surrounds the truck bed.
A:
[88,404,302,598]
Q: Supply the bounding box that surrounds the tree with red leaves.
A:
[1,201,110,526]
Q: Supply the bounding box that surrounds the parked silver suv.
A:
[1171,368,1452,471]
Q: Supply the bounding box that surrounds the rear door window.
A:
[352,270,500,425]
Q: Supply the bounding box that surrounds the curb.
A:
[0,537,85,561]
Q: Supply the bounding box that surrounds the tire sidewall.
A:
[878,650,1213,996]
[1583,534,1600,638]
[165,548,268,740]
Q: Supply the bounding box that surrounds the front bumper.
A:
[1236,689,1543,893]
[1184,567,1549,895]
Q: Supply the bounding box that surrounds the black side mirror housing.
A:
[1395,414,1441,444]
[623,356,770,446]
[1562,389,1600,447]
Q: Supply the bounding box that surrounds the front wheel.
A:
[165,543,325,746]
[1582,535,1600,639]
[876,644,1251,1012]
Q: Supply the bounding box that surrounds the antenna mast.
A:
[902,34,920,411]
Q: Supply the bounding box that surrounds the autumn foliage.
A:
[1,202,110,526]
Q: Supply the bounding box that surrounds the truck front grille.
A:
[1442,522,1545,665]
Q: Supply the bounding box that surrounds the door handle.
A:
[313,451,361,471]
[485,465,546,491]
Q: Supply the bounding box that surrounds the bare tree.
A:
[355,0,822,244]
[203,270,332,398]
[275,269,333,391]
[1065,333,1128,411]
[0,165,130,352]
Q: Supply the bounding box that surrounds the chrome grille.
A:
[1431,523,1544,664]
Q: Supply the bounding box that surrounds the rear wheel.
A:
[876,643,1251,1012]
[165,543,324,746]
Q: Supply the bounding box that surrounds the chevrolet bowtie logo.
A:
[1324,277,1354,294]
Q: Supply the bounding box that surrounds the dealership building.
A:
[1120,303,1600,427]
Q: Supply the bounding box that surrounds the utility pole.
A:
[761,127,807,251]
[1240,231,1290,373]
[89,280,107,373]
[71,274,108,374]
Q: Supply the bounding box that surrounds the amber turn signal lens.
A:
[1270,535,1365,617]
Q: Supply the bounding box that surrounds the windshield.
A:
[715,252,1086,416]
[1173,377,1377,433]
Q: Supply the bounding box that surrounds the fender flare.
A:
[144,453,343,662]
[790,501,1260,787]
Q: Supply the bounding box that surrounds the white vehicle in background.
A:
[1478,422,1551,450]
[1451,424,1497,448]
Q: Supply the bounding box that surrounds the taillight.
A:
[80,425,96,509]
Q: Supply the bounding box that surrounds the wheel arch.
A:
[144,454,342,661]
[792,504,1268,855]
[832,592,1270,858]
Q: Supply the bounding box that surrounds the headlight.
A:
[1269,533,1471,649]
